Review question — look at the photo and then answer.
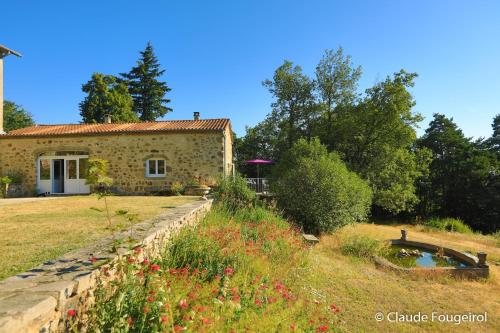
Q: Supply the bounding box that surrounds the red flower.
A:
[143,306,150,314]
[218,295,225,301]
[89,257,97,264]
[330,304,341,313]
[142,259,149,265]
[147,296,154,303]
[316,326,328,332]
[197,306,207,312]
[290,323,296,331]
[179,299,188,309]
[214,275,221,282]
[127,257,135,264]
[255,298,263,307]
[127,317,134,326]
[224,267,234,276]
[150,264,161,272]
[201,317,210,325]
[67,309,76,317]
[232,294,241,302]
[174,325,184,332]
[161,316,168,323]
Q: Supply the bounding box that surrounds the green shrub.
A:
[163,227,238,280]
[424,217,472,234]
[340,235,387,258]
[271,138,372,234]
[170,181,184,196]
[213,174,257,212]
[0,176,13,198]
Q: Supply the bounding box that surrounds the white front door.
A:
[64,158,90,194]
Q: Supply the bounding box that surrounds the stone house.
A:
[0,113,233,196]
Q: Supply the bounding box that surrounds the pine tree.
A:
[121,42,172,121]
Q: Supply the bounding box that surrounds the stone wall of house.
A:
[0,131,232,196]
[0,199,212,333]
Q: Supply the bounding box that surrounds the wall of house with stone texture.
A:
[0,131,231,196]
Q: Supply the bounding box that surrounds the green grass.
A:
[0,195,197,279]
[422,217,473,234]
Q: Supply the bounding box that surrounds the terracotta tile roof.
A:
[2,119,231,137]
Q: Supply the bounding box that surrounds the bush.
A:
[213,174,257,212]
[424,217,473,234]
[271,138,372,234]
[170,181,184,196]
[340,235,387,258]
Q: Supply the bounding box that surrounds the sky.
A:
[1,0,500,139]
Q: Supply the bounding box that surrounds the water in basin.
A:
[384,245,470,268]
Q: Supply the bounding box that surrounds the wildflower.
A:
[142,259,149,265]
[218,295,225,301]
[232,294,241,302]
[67,309,76,317]
[224,267,234,276]
[330,304,341,313]
[174,325,184,332]
[268,297,277,303]
[254,298,263,307]
[127,317,134,326]
[201,317,210,325]
[290,323,296,331]
[150,264,161,272]
[161,316,168,323]
[136,271,144,277]
[214,275,221,282]
[134,246,143,254]
[127,257,135,264]
[197,306,207,312]
[179,299,188,309]
[147,296,154,302]
[89,257,97,264]
[316,326,329,332]
[143,306,150,314]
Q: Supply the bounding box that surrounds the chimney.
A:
[0,45,22,134]
[193,112,200,121]
[104,114,112,124]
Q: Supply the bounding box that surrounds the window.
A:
[146,159,166,177]
[67,160,77,179]
[79,158,88,179]
[40,160,51,180]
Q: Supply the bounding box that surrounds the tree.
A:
[262,61,316,151]
[418,114,500,232]
[121,42,172,121]
[271,138,372,234]
[315,47,362,149]
[80,73,138,124]
[3,101,34,131]
[485,114,500,153]
[332,70,425,214]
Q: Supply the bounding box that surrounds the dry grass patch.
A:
[305,223,500,332]
[0,195,197,279]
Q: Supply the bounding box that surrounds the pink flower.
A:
[255,298,263,307]
[224,267,234,276]
[67,309,76,317]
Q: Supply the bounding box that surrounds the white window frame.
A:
[146,159,166,177]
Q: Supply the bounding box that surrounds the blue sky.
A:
[2,0,499,139]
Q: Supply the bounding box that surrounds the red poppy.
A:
[143,306,150,314]
[197,306,207,312]
[67,309,76,317]
[150,264,161,272]
[147,296,154,303]
[127,317,134,326]
[218,295,225,301]
[142,259,149,265]
[161,316,168,323]
[316,326,328,332]
[89,257,97,264]
[201,317,210,325]
[254,299,263,307]
[174,325,184,332]
[330,304,341,313]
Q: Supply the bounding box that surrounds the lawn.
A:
[309,223,500,332]
[0,195,198,280]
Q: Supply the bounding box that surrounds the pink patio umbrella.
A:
[245,159,275,179]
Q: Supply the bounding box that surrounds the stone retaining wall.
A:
[0,199,212,333]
